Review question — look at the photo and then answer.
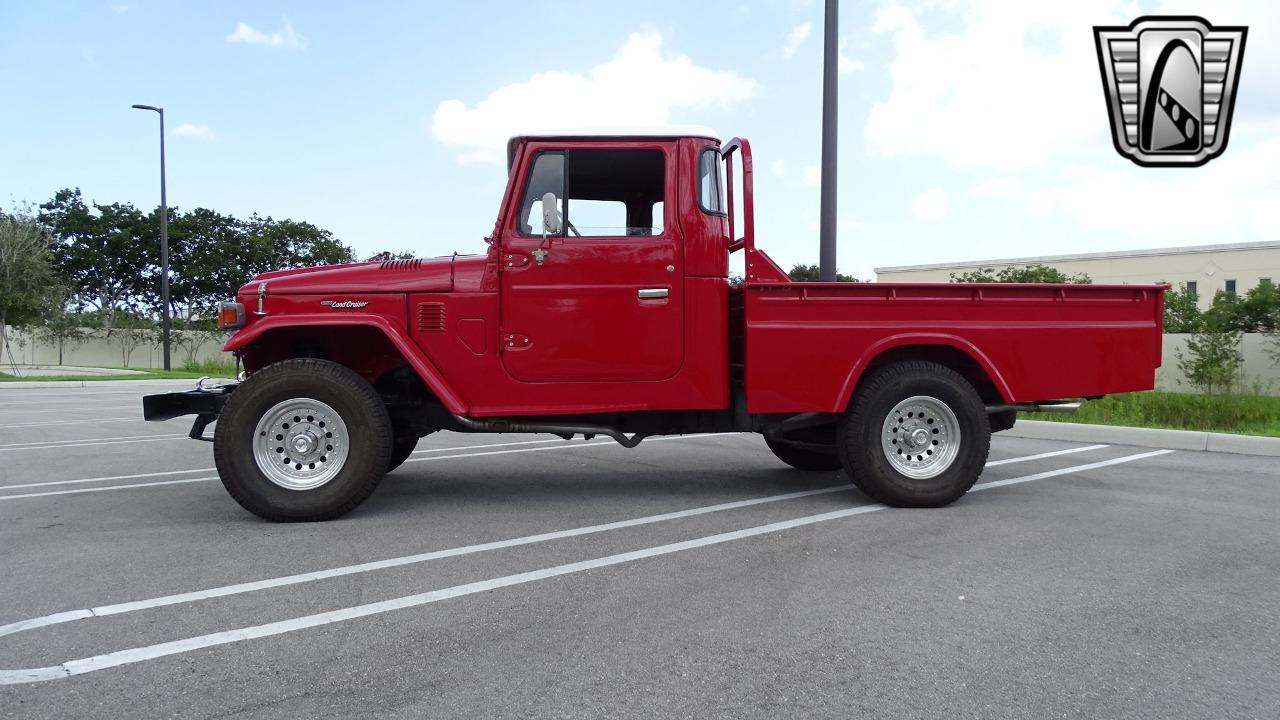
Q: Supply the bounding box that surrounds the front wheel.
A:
[213,358,393,522]
[838,361,990,508]
[387,436,419,473]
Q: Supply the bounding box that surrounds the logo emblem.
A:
[1094,16,1247,167]
[320,299,369,309]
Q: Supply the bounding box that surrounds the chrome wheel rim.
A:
[252,398,349,491]
[881,395,961,479]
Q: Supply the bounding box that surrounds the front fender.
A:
[225,313,468,415]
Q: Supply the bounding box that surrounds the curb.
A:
[1008,420,1280,457]
[0,379,231,391]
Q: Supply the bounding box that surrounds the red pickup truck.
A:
[144,130,1165,521]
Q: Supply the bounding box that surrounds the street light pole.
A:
[131,104,171,370]
[819,0,838,282]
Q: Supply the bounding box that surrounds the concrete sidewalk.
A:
[1008,419,1280,457]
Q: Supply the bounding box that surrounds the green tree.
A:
[1160,281,1203,333]
[171,317,226,366]
[40,188,154,330]
[33,305,89,365]
[1206,281,1280,333]
[787,264,859,282]
[1176,329,1243,395]
[1,208,65,365]
[950,264,1092,283]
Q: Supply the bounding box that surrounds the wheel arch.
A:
[225,315,467,415]
[836,335,1012,412]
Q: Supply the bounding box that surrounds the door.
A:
[500,144,684,383]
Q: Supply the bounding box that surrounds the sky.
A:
[1,0,1276,280]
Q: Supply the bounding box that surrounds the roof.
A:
[874,240,1280,274]
[506,125,720,167]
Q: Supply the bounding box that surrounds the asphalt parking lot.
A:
[1,384,1277,719]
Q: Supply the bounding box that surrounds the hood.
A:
[246,257,468,295]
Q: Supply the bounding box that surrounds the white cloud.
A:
[226,21,307,49]
[431,32,758,165]
[1019,137,1280,242]
[803,164,821,186]
[865,1,1138,170]
[912,187,949,221]
[781,22,812,59]
[172,123,213,139]
[770,159,787,177]
[111,4,133,14]
[971,177,1020,197]
[838,40,865,74]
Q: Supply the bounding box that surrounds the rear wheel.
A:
[214,358,392,522]
[838,361,990,507]
[764,437,843,471]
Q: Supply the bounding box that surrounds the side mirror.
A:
[541,192,562,236]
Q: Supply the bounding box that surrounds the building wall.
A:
[4,328,230,370]
[876,243,1280,310]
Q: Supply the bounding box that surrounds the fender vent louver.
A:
[381,259,423,271]
[417,302,446,332]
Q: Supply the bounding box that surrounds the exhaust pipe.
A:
[985,402,1082,414]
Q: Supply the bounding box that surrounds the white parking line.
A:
[0,448,1172,685]
[0,435,735,498]
[0,438,593,493]
[985,444,1108,466]
[0,445,1111,624]
[0,483,858,638]
[0,417,142,429]
[0,435,189,452]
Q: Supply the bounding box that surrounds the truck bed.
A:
[740,281,1165,414]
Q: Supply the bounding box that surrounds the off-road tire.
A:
[764,437,843,471]
[837,361,990,508]
[214,358,393,521]
[387,436,419,473]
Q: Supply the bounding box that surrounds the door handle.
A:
[638,288,668,299]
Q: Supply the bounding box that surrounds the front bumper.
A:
[142,382,239,440]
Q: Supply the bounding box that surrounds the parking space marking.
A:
[0,448,1172,685]
[0,446,1086,626]
[0,434,189,452]
[0,477,218,500]
[985,444,1108,466]
[0,484,858,639]
[0,435,733,498]
[0,417,142,429]
[0,468,217,492]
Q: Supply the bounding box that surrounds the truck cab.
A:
[145,129,1166,522]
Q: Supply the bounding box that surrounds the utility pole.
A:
[131,104,171,370]
[819,0,838,282]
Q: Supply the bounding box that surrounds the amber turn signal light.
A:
[216,302,245,330]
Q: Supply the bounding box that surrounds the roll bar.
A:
[721,137,754,254]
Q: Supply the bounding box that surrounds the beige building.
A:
[875,240,1280,310]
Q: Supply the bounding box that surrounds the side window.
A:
[697,147,725,215]
[564,149,665,237]
[518,152,565,236]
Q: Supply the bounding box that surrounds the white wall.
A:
[4,327,231,369]
[1158,333,1280,396]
